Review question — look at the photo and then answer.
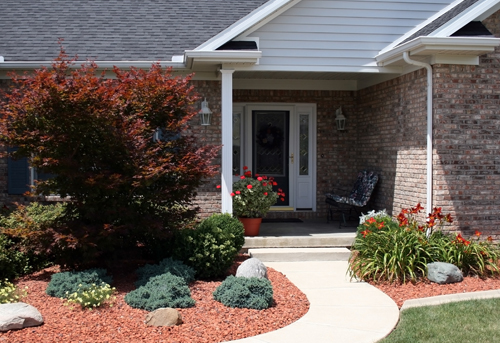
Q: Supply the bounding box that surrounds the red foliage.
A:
[0,46,219,264]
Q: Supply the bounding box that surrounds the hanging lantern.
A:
[335,106,346,131]
[199,98,212,126]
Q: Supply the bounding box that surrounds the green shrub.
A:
[0,202,67,271]
[135,257,195,287]
[0,279,27,304]
[213,275,273,310]
[349,205,500,284]
[46,268,112,298]
[65,283,116,310]
[0,233,31,281]
[124,273,195,311]
[172,213,245,279]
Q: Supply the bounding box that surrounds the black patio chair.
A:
[325,170,379,227]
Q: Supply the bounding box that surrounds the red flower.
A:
[235,191,240,195]
[366,217,376,224]
[230,192,235,196]
[240,175,245,179]
[280,197,285,201]
[216,185,221,189]
[247,185,252,189]
[272,182,277,186]
[411,203,424,214]
[255,173,260,177]
[475,230,481,237]
[263,182,267,186]
[257,177,263,181]
[244,171,252,177]
[377,222,384,230]
[487,236,493,242]
[361,229,371,238]
[263,192,268,196]
[243,166,248,170]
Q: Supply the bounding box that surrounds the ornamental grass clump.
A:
[349,204,499,284]
[229,167,285,218]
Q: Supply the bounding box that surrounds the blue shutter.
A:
[7,147,30,195]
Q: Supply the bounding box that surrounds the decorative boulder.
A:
[0,302,44,332]
[427,262,463,284]
[145,308,183,327]
[236,258,268,279]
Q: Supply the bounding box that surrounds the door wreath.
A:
[256,125,283,149]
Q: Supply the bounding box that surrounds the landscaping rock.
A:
[144,308,183,327]
[236,257,268,279]
[0,302,44,332]
[427,262,463,284]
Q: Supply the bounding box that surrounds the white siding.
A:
[246,0,455,71]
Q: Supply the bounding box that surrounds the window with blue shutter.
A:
[7,147,30,195]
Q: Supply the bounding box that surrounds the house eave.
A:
[0,60,188,71]
[185,50,262,68]
[376,36,500,67]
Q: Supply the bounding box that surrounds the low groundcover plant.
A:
[0,279,28,304]
[349,203,499,283]
[65,283,116,310]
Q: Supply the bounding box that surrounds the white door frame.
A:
[233,103,317,212]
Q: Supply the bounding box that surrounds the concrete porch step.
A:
[242,233,355,250]
[248,247,352,262]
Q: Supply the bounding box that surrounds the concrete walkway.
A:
[228,261,400,343]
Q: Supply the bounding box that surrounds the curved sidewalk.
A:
[228,261,399,343]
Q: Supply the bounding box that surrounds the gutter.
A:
[402,52,433,216]
[0,60,187,70]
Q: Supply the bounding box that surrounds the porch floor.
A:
[258,218,357,237]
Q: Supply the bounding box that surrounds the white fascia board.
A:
[185,50,262,64]
[431,0,500,37]
[195,0,300,52]
[0,60,187,70]
[376,36,500,66]
[248,64,402,74]
[379,0,464,55]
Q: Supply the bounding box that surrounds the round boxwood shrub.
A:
[124,272,195,311]
[46,268,112,298]
[135,257,195,287]
[172,213,245,279]
[213,275,273,310]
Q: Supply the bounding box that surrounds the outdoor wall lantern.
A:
[335,106,346,131]
[199,98,212,126]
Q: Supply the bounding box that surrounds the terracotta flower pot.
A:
[238,217,262,237]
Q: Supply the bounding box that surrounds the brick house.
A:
[1,0,500,237]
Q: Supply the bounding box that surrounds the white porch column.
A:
[220,69,234,214]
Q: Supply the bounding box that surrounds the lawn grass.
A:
[379,298,500,343]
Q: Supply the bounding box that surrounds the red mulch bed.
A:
[0,255,309,343]
[372,276,500,308]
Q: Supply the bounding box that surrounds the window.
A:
[7,147,53,195]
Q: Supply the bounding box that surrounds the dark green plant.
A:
[213,275,273,310]
[172,213,245,279]
[46,268,112,298]
[0,233,31,281]
[349,205,500,284]
[135,257,195,287]
[124,273,195,311]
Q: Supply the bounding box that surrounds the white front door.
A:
[232,103,316,211]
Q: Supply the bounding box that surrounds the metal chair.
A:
[325,170,379,227]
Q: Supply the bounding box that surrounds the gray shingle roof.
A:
[400,0,481,45]
[0,0,269,62]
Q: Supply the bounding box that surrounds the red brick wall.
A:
[356,70,428,216]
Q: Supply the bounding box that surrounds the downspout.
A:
[402,51,433,216]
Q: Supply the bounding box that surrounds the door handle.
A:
[290,153,294,164]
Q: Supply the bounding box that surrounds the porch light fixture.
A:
[335,107,346,131]
[199,98,212,126]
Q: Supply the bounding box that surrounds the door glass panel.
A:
[299,114,309,175]
[252,110,289,206]
[232,111,241,175]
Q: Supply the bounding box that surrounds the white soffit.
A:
[376,36,500,66]
[195,0,301,52]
